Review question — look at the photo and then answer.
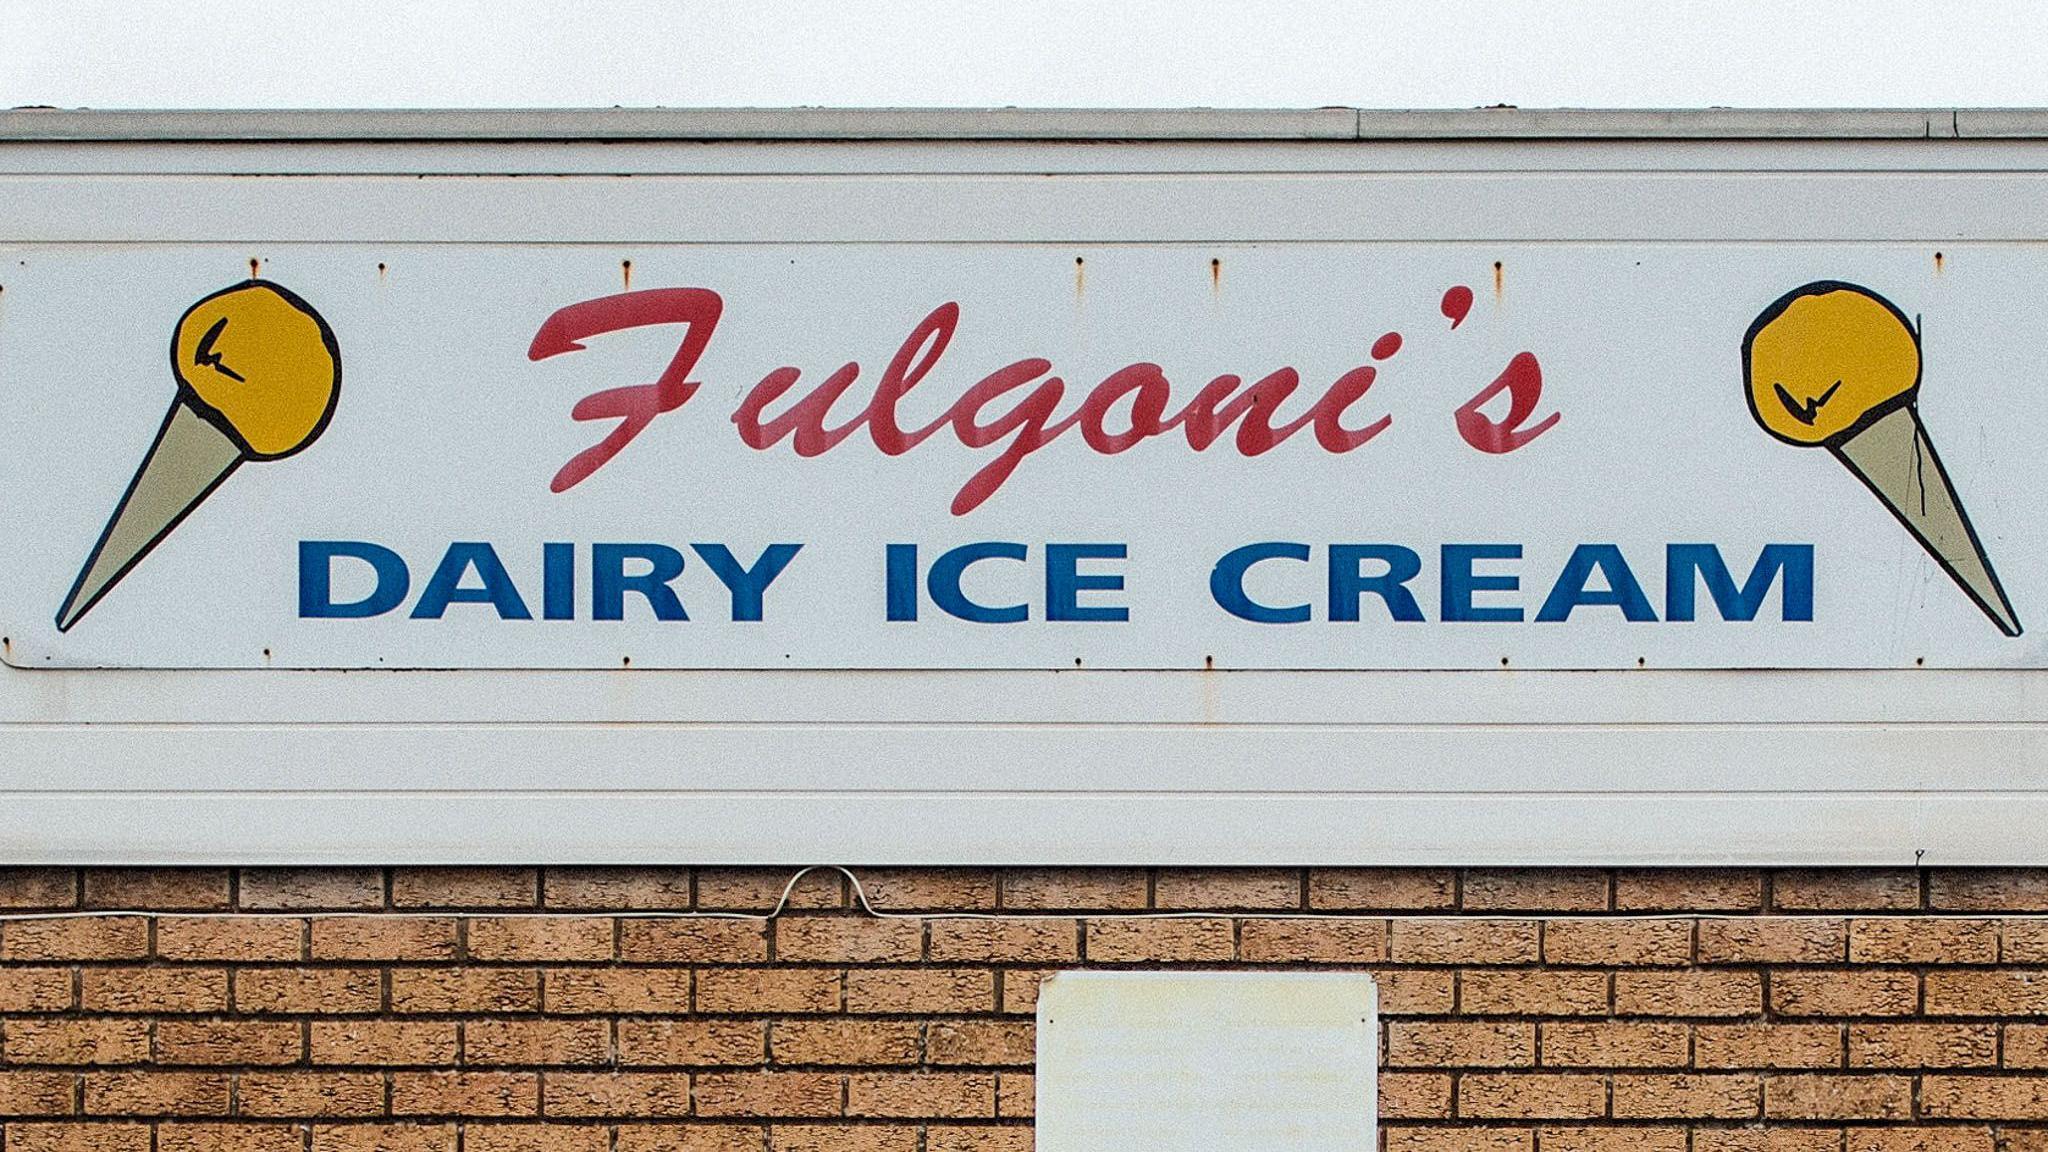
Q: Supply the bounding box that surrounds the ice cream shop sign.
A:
[0,248,2037,671]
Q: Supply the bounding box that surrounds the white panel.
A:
[1037,971,1375,1152]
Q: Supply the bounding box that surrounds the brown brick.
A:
[544,969,692,1015]
[1457,1073,1606,1119]
[83,1070,230,1116]
[999,869,1146,910]
[1237,917,1386,963]
[1152,868,1300,909]
[1930,869,2048,912]
[1849,1022,1997,1068]
[923,1126,1035,1152]
[1924,1075,2048,1119]
[1383,1130,1532,1152]
[463,1019,610,1066]
[692,1071,841,1117]
[769,1020,918,1066]
[2,1019,149,1065]
[390,869,536,909]
[1392,920,1538,965]
[542,867,694,910]
[0,1071,79,1115]
[696,969,838,1015]
[770,1124,918,1152]
[2003,922,2048,963]
[83,871,228,911]
[695,869,843,912]
[1612,1073,1759,1119]
[239,870,384,911]
[1772,871,1920,912]
[156,1019,303,1066]
[1697,918,1846,964]
[1615,971,1760,1017]
[390,1071,538,1117]
[1461,970,1609,1016]
[856,869,997,912]
[1543,919,1692,966]
[540,1073,690,1118]
[995,1072,1031,1119]
[311,1021,458,1067]
[846,1072,993,1118]
[2002,1023,2048,1067]
[614,1125,765,1152]
[617,1019,763,1067]
[1928,970,2048,1016]
[3,1123,152,1152]
[1387,1021,1534,1067]
[1539,1022,1687,1068]
[1850,917,1999,964]
[2,918,148,961]
[1766,1074,1913,1120]
[467,917,614,962]
[845,970,992,1015]
[1691,1131,1841,1152]
[310,1122,458,1152]
[1770,969,1919,1017]
[1084,918,1232,962]
[998,969,1054,1015]
[1462,870,1609,912]
[1380,1072,1454,1119]
[235,968,382,1014]
[0,870,77,910]
[775,917,923,963]
[1538,1130,1686,1152]
[926,1021,1035,1067]
[80,968,228,1014]
[927,920,1078,964]
[1615,869,1763,911]
[1309,869,1456,910]
[0,967,74,1013]
[310,919,457,962]
[619,921,767,965]
[155,917,304,963]
[1695,1024,1843,1069]
[1847,1129,1995,1152]
[464,1126,610,1152]
[157,1123,308,1152]
[389,969,538,1014]
[237,1073,387,1118]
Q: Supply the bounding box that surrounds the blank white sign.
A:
[1035,970,1377,1152]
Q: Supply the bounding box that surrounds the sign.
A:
[2,245,2037,670]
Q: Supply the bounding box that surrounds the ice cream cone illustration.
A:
[1743,280,2019,636]
[55,280,339,632]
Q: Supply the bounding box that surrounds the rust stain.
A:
[376,262,387,280]
[248,257,262,279]
[1492,260,1505,298]
[1210,257,1221,294]
[1074,255,1085,298]
[1934,251,1945,275]
[622,259,633,291]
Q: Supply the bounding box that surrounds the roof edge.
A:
[1,106,2043,143]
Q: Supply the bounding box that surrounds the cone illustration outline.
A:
[1742,279,2020,638]
[54,279,340,633]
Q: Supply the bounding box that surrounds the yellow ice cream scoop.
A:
[1743,280,2018,637]
[56,280,340,632]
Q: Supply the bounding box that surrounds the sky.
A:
[3,0,2046,110]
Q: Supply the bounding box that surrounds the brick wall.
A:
[5,867,2048,1151]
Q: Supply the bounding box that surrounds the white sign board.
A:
[3,112,2047,864]
[1036,971,1377,1152]
[0,247,2036,669]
